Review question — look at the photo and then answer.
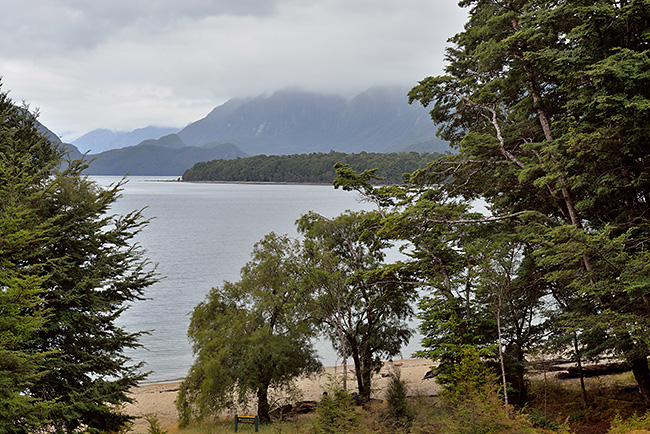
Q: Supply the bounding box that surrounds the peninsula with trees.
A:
[181,151,445,184]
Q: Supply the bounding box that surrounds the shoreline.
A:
[167,179,341,186]
[126,358,438,431]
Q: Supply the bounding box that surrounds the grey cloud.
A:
[1,0,279,55]
[2,0,469,139]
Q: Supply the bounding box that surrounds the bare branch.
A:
[426,210,539,224]
[438,159,512,166]
[449,89,526,169]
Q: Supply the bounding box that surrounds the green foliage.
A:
[404,0,650,404]
[607,412,650,434]
[0,84,58,433]
[28,165,159,433]
[177,233,321,426]
[415,351,537,434]
[144,413,169,434]
[428,388,538,434]
[381,370,415,431]
[0,82,159,433]
[440,346,492,407]
[298,210,416,401]
[182,151,443,184]
[312,377,358,434]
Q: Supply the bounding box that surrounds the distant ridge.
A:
[73,126,178,154]
[37,121,83,162]
[177,87,448,155]
[84,135,246,176]
[45,86,449,176]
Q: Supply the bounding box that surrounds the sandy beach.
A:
[125,358,439,431]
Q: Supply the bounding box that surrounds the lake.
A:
[94,176,423,382]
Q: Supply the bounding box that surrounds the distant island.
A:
[182,151,444,184]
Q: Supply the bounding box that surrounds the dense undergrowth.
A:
[144,372,650,434]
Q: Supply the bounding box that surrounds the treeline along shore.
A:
[181,151,444,184]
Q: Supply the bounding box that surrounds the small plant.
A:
[607,412,650,434]
[382,369,415,431]
[144,413,169,434]
[312,376,358,434]
[440,346,492,407]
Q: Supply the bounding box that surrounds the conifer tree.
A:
[0,83,158,432]
[28,163,159,432]
[0,84,58,433]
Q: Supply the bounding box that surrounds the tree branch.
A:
[426,210,539,224]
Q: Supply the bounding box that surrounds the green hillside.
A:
[182,151,444,184]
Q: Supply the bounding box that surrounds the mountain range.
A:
[73,126,179,154]
[55,87,448,176]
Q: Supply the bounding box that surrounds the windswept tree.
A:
[298,210,416,402]
[177,233,321,425]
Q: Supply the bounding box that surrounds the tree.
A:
[0,85,58,433]
[333,159,550,404]
[388,193,547,404]
[0,82,159,432]
[27,165,159,433]
[176,233,321,425]
[298,210,416,402]
[407,0,650,403]
[381,369,415,431]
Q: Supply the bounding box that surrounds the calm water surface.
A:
[93,176,421,381]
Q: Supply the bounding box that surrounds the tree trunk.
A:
[257,384,271,423]
[339,328,348,392]
[506,344,527,405]
[630,355,650,406]
[335,298,347,392]
[350,342,364,399]
[573,334,588,407]
[359,348,374,402]
[496,291,509,410]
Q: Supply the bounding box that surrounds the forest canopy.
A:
[181,151,444,184]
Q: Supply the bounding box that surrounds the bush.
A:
[607,412,650,434]
[417,348,539,434]
[440,346,492,407]
[312,377,358,434]
[144,413,169,434]
[382,370,415,431]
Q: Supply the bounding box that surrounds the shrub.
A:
[607,412,650,434]
[382,370,415,431]
[312,377,358,434]
[440,346,492,407]
[144,413,169,434]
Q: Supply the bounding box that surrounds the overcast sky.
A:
[1,0,467,142]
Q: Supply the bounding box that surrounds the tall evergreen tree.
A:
[28,164,159,433]
[0,83,159,432]
[0,84,58,433]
